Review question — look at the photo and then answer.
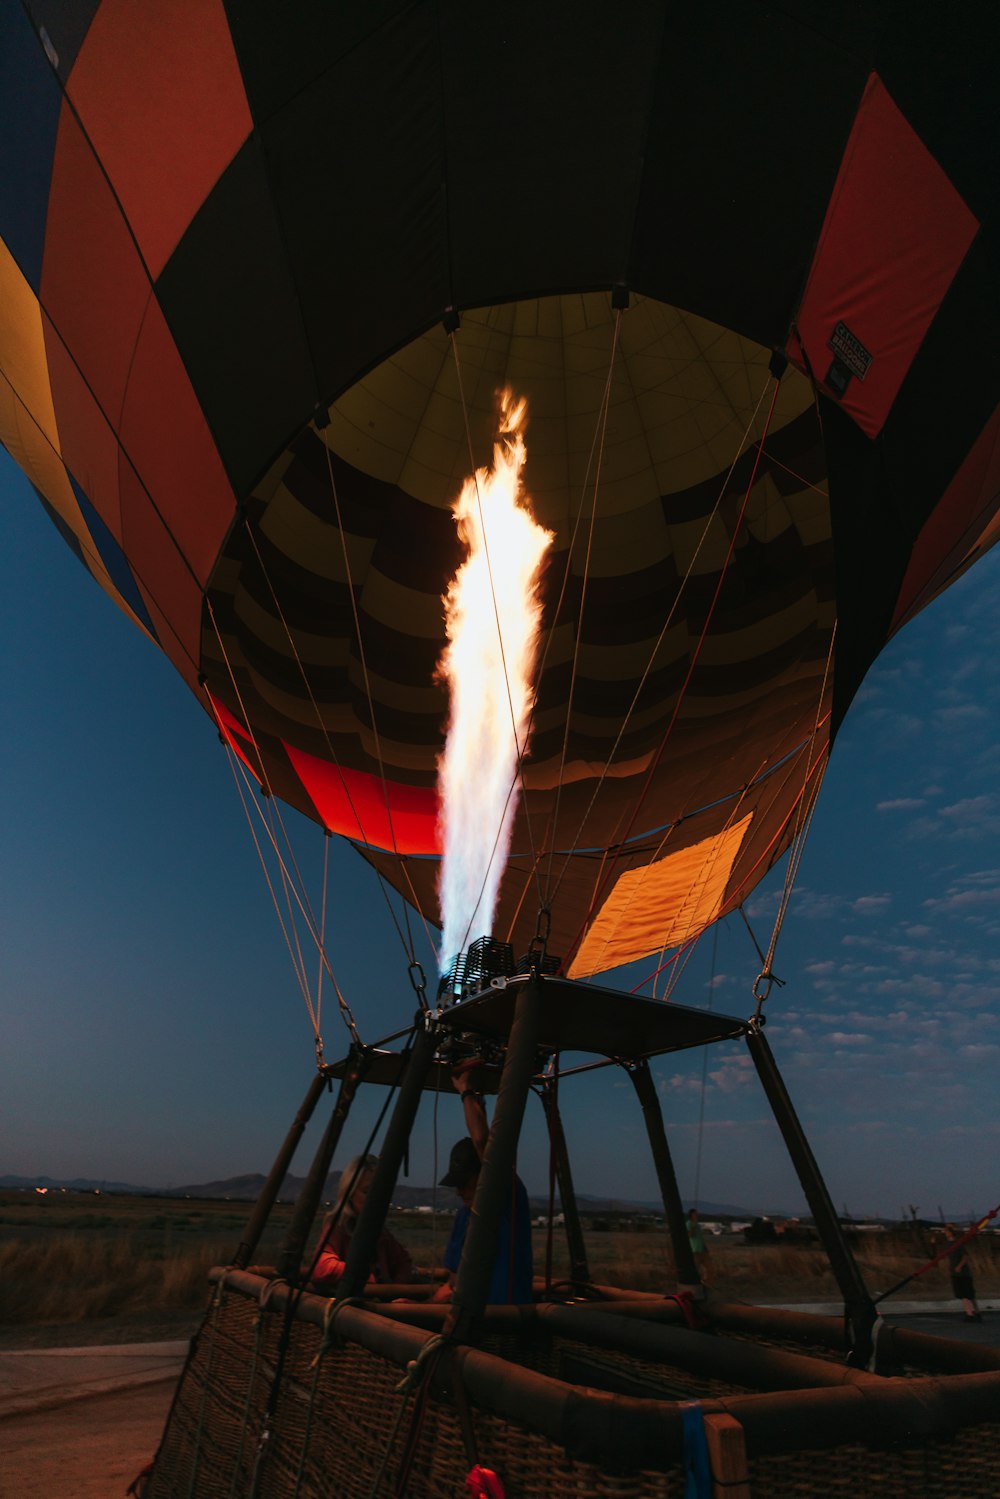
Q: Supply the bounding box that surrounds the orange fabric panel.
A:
[0,236,83,533]
[118,295,234,587]
[792,74,978,440]
[41,315,123,540]
[67,0,252,279]
[891,403,1000,631]
[284,742,442,854]
[0,236,62,458]
[567,813,754,979]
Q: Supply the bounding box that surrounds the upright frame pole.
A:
[276,1045,370,1282]
[746,1019,876,1364]
[338,1017,439,1297]
[445,973,543,1344]
[628,1059,702,1290]
[231,1070,329,1270]
[541,1079,590,1285]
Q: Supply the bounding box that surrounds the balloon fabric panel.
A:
[3,3,1000,979]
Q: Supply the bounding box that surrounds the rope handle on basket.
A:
[309,1295,364,1367]
[395,1332,447,1396]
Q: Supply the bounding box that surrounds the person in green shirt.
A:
[686,1208,713,1286]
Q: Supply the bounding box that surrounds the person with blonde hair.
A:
[310,1153,417,1292]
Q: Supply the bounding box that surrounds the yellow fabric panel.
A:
[0,236,152,630]
[323,294,816,534]
[567,811,754,979]
[0,236,77,517]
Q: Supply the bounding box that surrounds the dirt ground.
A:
[0,1313,200,1353]
[0,1379,175,1499]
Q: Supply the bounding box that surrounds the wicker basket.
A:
[144,1272,1000,1498]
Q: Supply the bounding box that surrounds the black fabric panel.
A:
[884,236,1000,553]
[155,140,318,499]
[261,3,451,409]
[630,4,870,347]
[223,0,412,127]
[875,1,1000,233]
[23,0,101,83]
[442,0,663,307]
[829,233,1000,735]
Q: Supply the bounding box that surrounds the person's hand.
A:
[451,1058,485,1096]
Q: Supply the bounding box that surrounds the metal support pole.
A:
[628,1059,701,1290]
[446,974,543,1344]
[231,1070,329,1270]
[745,1019,876,1365]
[542,1081,590,1285]
[338,1017,439,1298]
[276,1045,371,1282]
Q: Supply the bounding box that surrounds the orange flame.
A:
[437,391,553,970]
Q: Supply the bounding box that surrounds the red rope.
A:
[874,1202,1000,1304]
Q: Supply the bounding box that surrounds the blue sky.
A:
[2,446,998,1219]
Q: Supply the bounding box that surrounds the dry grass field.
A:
[2,1190,997,1348]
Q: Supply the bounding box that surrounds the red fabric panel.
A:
[67,0,252,279]
[891,402,1000,631]
[41,108,150,453]
[792,74,978,439]
[209,697,264,784]
[284,742,442,855]
[119,296,234,587]
[118,453,203,669]
[41,314,122,538]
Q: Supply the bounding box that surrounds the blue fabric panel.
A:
[34,485,85,566]
[0,4,63,289]
[681,1402,712,1499]
[68,474,158,639]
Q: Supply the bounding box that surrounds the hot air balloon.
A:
[3,4,1000,1495]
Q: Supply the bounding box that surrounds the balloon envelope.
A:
[2,3,999,975]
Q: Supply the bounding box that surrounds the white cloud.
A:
[939,796,998,823]
[851,895,891,915]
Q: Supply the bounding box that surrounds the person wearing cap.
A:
[432,1061,533,1304]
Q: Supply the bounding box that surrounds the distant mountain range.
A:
[0,1171,786,1217]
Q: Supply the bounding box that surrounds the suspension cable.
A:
[753,622,837,1009]
[442,298,627,953]
[548,374,777,922]
[207,691,362,1047]
[240,512,428,968]
[585,755,766,988]
[692,922,719,1205]
[204,604,363,1030]
[316,832,330,1050]
[320,442,417,962]
[561,377,783,965]
[217,737,318,1029]
[543,307,624,905]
